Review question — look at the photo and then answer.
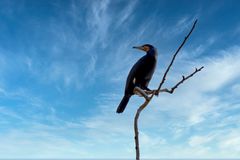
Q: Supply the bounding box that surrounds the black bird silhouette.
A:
[116,44,157,113]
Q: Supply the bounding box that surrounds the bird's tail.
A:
[116,95,130,113]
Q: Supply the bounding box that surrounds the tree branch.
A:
[132,19,202,160]
[160,66,204,94]
[133,88,154,160]
[157,19,198,94]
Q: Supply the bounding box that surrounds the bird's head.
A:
[133,44,155,53]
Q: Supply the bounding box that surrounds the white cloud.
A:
[161,16,197,39]
[47,61,82,88]
[140,131,166,149]
[0,106,23,120]
[114,0,138,28]
[83,54,97,78]
[86,0,110,48]
[0,129,89,158]
[181,36,217,59]
[218,130,240,153]
[0,87,7,96]
[231,83,240,95]
[188,135,214,147]
[194,48,240,92]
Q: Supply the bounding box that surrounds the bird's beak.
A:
[133,46,144,51]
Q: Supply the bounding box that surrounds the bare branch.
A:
[160,66,204,94]
[157,19,198,93]
[132,19,201,160]
[134,94,154,160]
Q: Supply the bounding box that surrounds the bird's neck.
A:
[147,48,157,58]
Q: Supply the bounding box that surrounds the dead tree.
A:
[133,20,203,160]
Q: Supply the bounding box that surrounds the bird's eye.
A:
[143,46,149,52]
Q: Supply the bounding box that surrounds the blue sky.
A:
[0,0,240,158]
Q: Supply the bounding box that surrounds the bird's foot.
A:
[135,91,143,97]
[144,89,159,96]
[144,90,154,95]
[134,87,150,100]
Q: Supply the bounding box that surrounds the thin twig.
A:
[160,66,204,94]
[157,19,198,93]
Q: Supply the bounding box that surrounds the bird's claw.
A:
[144,89,159,96]
[135,91,143,97]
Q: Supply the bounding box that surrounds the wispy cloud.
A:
[188,134,214,147]
[0,128,90,158]
[0,106,23,120]
[114,0,138,28]
[47,61,83,89]
[218,130,240,153]
[85,0,111,48]
[161,16,198,39]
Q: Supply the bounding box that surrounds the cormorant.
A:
[116,44,157,113]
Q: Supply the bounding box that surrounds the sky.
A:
[0,0,240,159]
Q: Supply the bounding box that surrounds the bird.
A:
[116,44,158,113]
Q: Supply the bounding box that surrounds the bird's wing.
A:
[126,56,146,83]
[124,56,147,94]
[132,55,157,89]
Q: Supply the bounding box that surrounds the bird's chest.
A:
[135,57,156,77]
[140,56,156,70]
